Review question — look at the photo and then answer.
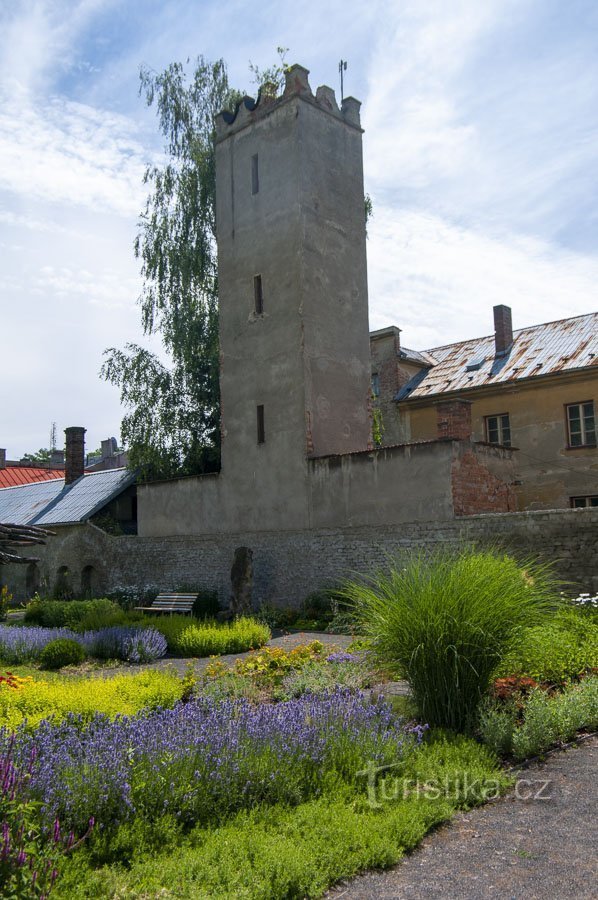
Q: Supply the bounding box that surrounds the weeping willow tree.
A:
[102,58,242,481]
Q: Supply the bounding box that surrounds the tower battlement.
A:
[215,64,362,140]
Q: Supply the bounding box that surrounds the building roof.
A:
[0,468,135,527]
[397,312,598,402]
[0,466,64,489]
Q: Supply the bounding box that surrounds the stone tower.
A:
[214,64,371,528]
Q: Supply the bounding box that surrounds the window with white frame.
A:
[566,401,596,448]
[485,413,511,447]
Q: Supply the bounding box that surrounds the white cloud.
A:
[368,205,598,349]
[0,82,151,215]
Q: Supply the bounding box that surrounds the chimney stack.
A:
[64,427,86,485]
[494,305,513,357]
[436,399,473,441]
[0,449,5,469]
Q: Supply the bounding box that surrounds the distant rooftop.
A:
[396,311,598,401]
[0,465,64,490]
[0,468,135,527]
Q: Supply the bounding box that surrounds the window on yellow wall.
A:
[485,413,511,447]
[566,401,596,448]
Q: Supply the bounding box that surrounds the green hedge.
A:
[499,607,598,682]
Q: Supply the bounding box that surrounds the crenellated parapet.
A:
[215,63,361,140]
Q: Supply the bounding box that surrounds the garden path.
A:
[104,631,357,678]
[327,734,598,900]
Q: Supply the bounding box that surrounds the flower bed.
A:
[0,624,167,666]
[2,690,424,835]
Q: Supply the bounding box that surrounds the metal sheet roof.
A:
[0,468,135,526]
[397,312,598,401]
[0,467,64,489]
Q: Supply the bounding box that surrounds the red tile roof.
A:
[0,467,64,489]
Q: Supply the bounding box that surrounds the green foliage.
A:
[53,736,506,900]
[21,447,52,464]
[173,617,270,657]
[0,586,11,622]
[371,396,384,447]
[480,676,598,760]
[343,547,562,732]
[24,599,121,630]
[0,670,187,730]
[40,639,86,671]
[499,605,598,682]
[101,57,241,480]
[274,657,375,700]
[248,45,289,95]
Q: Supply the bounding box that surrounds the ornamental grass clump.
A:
[343,548,561,733]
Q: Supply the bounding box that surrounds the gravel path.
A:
[97,631,355,678]
[327,735,598,900]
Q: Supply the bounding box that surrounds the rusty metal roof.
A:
[0,467,64,489]
[397,312,598,401]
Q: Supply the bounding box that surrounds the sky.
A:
[1,0,597,458]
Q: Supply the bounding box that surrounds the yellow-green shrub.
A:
[174,618,271,657]
[0,669,186,730]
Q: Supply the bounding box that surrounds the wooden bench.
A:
[135,593,197,615]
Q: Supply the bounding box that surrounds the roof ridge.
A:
[425,310,598,355]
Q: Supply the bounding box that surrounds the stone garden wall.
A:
[3,507,596,606]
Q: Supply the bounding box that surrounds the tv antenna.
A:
[338,59,347,102]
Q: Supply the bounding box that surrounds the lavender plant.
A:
[1,735,94,898]
[1,691,423,835]
[0,627,80,665]
[81,627,167,663]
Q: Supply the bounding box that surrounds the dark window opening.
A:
[566,401,596,448]
[571,495,598,508]
[485,413,511,447]
[257,404,265,444]
[251,154,259,194]
[371,373,380,398]
[254,274,264,314]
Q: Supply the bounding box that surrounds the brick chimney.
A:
[494,304,513,357]
[0,449,5,469]
[64,427,86,485]
[436,399,472,441]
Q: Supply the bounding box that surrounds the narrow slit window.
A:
[254,274,263,314]
[251,154,259,194]
[257,405,265,444]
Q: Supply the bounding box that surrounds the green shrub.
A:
[0,670,187,730]
[499,606,598,682]
[24,598,121,629]
[40,638,87,670]
[343,547,562,732]
[0,586,12,622]
[174,617,271,657]
[480,676,598,760]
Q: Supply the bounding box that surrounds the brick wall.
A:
[452,444,517,515]
[4,508,597,605]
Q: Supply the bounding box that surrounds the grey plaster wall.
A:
[209,68,373,538]
[138,440,467,536]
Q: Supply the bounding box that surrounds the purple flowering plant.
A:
[1,734,94,898]
[1,690,423,836]
[0,625,167,666]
